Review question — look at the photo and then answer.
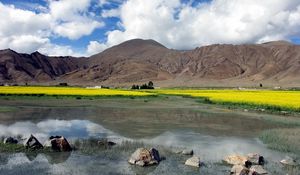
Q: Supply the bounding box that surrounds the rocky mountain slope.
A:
[0,39,299,87]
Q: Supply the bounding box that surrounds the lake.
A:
[0,97,299,175]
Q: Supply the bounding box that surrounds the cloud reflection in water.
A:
[0,119,123,143]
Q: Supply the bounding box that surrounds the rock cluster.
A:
[3,137,18,144]
[225,153,268,175]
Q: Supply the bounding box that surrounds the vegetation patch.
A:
[153,89,300,112]
[0,86,155,97]
[259,128,300,154]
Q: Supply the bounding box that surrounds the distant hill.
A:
[1,39,300,87]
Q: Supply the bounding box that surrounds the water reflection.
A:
[144,131,285,161]
[0,119,298,175]
[0,103,299,175]
[0,120,124,144]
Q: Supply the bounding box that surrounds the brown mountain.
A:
[0,39,300,87]
[0,49,86,84]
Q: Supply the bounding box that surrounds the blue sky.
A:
[0,0,299,56]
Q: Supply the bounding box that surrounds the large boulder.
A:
[280,156,297,166]
[185,156,200,167]
[3,137,18,144]
[128,148,161,166]
[247,153,264,165]
[224,154,248,165]
[230,165,250,175]
[45,136,72,152]
[24,134,43,150]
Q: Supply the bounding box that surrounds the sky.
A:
[0,0,300,57]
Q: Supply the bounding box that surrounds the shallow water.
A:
[0,98,299,175]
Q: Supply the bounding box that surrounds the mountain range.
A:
[0,39,299,87]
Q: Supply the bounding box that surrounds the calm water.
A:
[0,99,299,175]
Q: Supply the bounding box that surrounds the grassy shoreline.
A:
[259,128,300,155]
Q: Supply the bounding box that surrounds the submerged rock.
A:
[280,156,297,166]
[97,139,116,147]
[223,154,248,165]
[3,137,18,144]
[230,165,249,175]
[45,136,72,152]
[247,153,264,165]
[250,165,268,174]
[185,156,200,167]
[182,149,194,155]
[24,134,43,150]
[128,148,161,166]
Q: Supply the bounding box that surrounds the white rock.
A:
[280,156,297,166]
[230,165,249,175]
[223,154,247,165]
[250,165,268,174]
[185,156,200,167]
[182,149,194,155]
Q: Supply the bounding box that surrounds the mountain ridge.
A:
[1,39,300,87]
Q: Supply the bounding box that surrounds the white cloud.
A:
[2,0,300,57]
[87,41,108,56]
[0,3,51,37]
[9,35,49,53]
[38,43,84,57]
[0,1,103,56]
[49,0,91,21]
[53,20,103,40]
[98,0,300,50]
[49,0,104,40]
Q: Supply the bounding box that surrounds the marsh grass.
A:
[259,128,300,154]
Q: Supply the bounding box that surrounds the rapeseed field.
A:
[0,86,153,97]
[154,89,300,111]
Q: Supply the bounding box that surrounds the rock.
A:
[149,148,161,163]
[182,149,194,155]
[48,136,72,152]
[24,134,43,150]
[128,148,161,166]
[250,165,268,174]
[3,137,18,144]
[280,156,297,166]
[185,156,200,167]
[223,154,248,165]
[244,160,252,168]
[230,165,250,175]
[247,153,265,165]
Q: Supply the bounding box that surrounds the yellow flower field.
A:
[0,86,153,97]
[153,89,300,110]
[0,86,299,111]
